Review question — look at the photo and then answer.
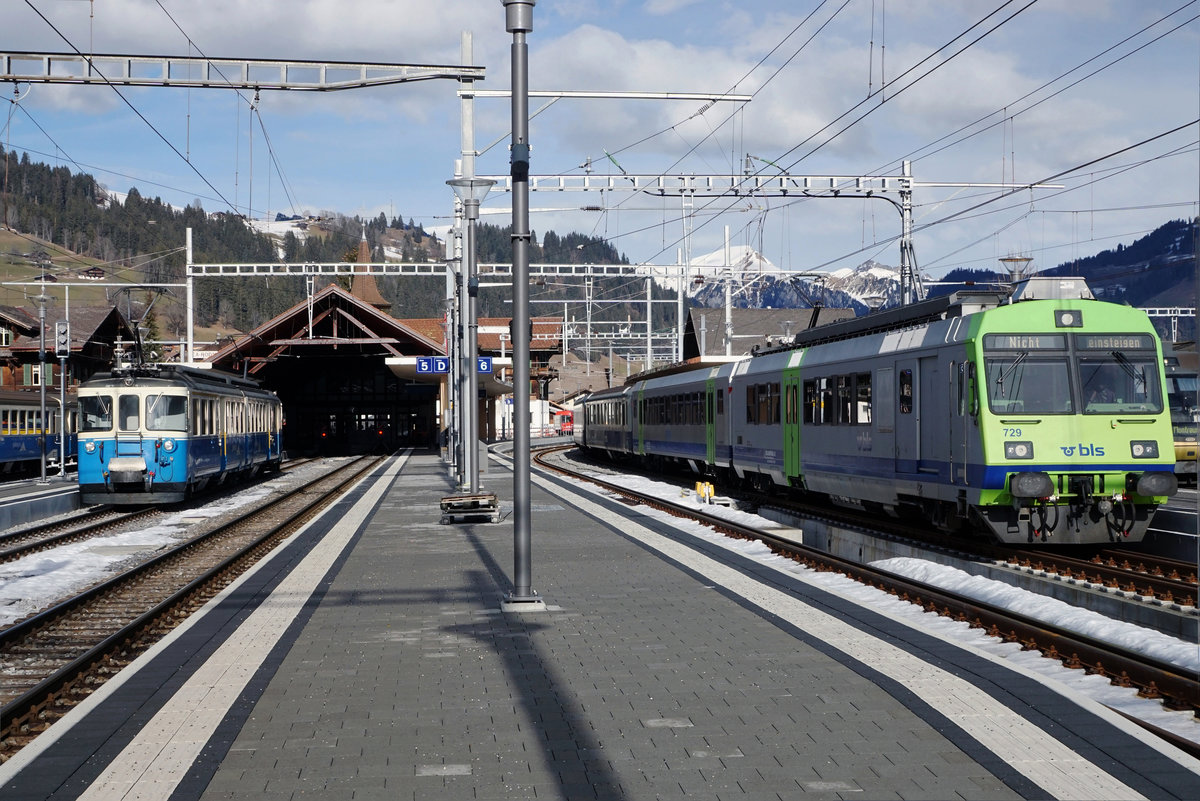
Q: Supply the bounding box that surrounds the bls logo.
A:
[1061,443,1105,457]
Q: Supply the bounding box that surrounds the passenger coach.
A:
[576,276,1178,545]
[77,365,283,504]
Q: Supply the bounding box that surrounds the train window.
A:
[80,395,114,432]
[118,395,140,431]
[899,370,913,414]
[1079,352,1162,414]
[716,387,724,416]
[746,385,756,424]
[985,355,1073,414]
[820,378,834,424]
[856,373,872,424]
[803,380,816,424]
[757,384,771,425]
[836,376,852,424]
[147,394,188,431]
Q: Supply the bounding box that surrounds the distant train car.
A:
[576,277,1178,545]
[0,389,76,473]
[77,365,283,504]
[553,409,574,436]
[577,384,634,455]
[1163,344,1198,483]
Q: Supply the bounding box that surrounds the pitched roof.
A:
[207,283,442,374]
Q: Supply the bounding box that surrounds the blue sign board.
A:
[477,357,493,374]
[417,357,450,374]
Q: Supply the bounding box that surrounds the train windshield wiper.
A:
[1111,350,1146,390]
[995,351,1028,397]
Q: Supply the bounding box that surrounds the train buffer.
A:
[440,491,501,524]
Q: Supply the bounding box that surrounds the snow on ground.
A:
[0,461,339,628]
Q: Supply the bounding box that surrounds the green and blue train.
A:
[576,276,1178,545]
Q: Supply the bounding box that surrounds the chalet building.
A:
[0,304,138,393]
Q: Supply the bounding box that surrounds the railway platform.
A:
[0,476,78,532]
[2,449,1199,800]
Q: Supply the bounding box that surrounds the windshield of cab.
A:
[80,395,114,432]
[982,332,1162,415]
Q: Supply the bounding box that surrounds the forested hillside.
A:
[0,147,647,334]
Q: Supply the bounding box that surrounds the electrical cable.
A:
[23,0,240,214]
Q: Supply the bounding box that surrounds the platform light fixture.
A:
[446,176,496,495]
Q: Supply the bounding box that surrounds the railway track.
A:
[0,508,161,565]
[535,445,1200,756]
[0,457,323,568]
[0,454,383,762]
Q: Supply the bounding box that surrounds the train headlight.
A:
[1129,440,1158,458]
[1132,471,1177,497]
[84,441,96,454]
[1004,441,1034,459]
[1011,471,1053,499]
[162,438,176,452]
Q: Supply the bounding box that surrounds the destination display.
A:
[982,334,1066,350]
[1075,334,1155,350]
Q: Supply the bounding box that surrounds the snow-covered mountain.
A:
[686,245,900,312]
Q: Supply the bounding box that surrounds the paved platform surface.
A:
[2,450,1199,800]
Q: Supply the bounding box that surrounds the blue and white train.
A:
[0,389,76,474]
[77,365,283,504]
[575,277,1178,545]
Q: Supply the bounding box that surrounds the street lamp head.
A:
[502,0,535,33]
[447,177,496,221]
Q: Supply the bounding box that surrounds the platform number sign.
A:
[477,357,493,374]
[417,357,450,374]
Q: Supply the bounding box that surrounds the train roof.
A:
[80,364,272,394]
[774,276,1096,353]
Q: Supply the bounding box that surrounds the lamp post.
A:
[447,177,495,494]
[502,0,542,609]
[36,291,48,484]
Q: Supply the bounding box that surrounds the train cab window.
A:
[118,395,140,431]
[80,395,114,432]
[1079,351,1162,414]
[985,354,1073,414]
[147,394,188,431]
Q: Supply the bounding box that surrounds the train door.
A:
[949,360,969,485]
[705,376,716,466]
[918,356,941,475]
[782,355,803,484]
[895,359,919,473]
[635,387,645,455]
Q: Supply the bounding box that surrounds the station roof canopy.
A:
[207,283,444,375]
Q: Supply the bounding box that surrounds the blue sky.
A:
[5,0,1199,279]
